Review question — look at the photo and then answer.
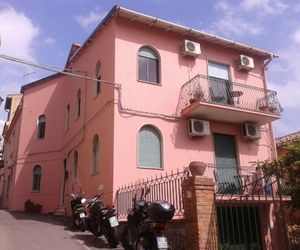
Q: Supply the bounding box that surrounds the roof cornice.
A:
[70,5,278,62]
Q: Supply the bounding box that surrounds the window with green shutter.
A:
[138,125,162,169]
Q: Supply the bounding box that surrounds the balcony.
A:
[177,74,283,125]
[203,163,291,200]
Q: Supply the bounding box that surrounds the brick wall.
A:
[182,175,218,250]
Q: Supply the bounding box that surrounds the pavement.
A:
[0,209,124,250]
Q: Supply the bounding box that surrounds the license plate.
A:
[109,216,119,227]
[79,213,85,218]
[157,237,168,249]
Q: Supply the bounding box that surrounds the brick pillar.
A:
[182,175,218,250]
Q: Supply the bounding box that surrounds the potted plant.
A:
[189,86,204,104]
[189,161,206,176]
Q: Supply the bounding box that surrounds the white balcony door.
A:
[208,61,231,104]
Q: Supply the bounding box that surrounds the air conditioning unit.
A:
[237,55,254,71]
[242,123,261,140]
[188,119,210,137]
[182,40,201,57]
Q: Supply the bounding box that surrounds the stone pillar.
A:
[182,175,218,250]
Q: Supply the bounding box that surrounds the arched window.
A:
[92,135,99,174]
[138,125,162,168]
[73,151,78,181]
[138,47,160,83]
[37,115,46,139]
[95,60,101,96]
[65,104,70,130]
[76,89,81,119]
[32,165,41,191]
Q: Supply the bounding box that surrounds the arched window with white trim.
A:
[76,89,81,119]
[73,151,78,181]
[138,125,162,168]
[138,47,160,83]
[95,60,101,96]
[92,135,99,174]
[32,165,41,192]
[37,115,46,139]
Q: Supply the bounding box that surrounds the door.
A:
[60,159,67,206]
[214,134,240,194]
[208,61,231,104]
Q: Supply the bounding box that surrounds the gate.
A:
[214,167,296,250]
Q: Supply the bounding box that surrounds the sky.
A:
[0,0,299,138]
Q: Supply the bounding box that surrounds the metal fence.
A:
[215,170,295,250]
[177,74,283,115]
[116,168,189,220]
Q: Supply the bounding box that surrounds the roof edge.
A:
[21,73,62,93]
[70,5,278,62]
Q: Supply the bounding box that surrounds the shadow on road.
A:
[71,233,112,248]
[6,210,123,249]
[7,210,71,227]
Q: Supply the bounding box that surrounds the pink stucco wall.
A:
[112,17,274,192]
[4,14,277,214]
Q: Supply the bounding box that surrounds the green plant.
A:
[253,140,300,207]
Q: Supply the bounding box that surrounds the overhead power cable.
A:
[0,54,116,85]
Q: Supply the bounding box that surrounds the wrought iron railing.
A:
[202,163,291,197]
[177,74,283,115]
[116,169,189,220]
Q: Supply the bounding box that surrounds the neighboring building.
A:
[1,94,22,208]
[276,131,300,158]
[1,5,282,219]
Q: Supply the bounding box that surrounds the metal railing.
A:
[116,169,189,220]
[213,166,294,249]
[201,163,291,198]
[177,74,283,115]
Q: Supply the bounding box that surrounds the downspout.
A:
[262,55,277,161]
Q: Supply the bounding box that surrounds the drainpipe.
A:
[262,56,277,161]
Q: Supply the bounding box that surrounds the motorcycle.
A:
[69,193,87,232]
[85,188,119,248]
[121,187,175,250]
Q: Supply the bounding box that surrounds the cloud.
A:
[44,37,56,45]
[292,28,300,44]
[214,16,263,37]
[268,43,300,136]
[0,5,40,128]
[0,5,39,61]
[241,0,288,15]
[269,47,300,109]
[212,0,287,37]
[75,10,106,31]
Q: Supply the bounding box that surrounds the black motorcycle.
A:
[85,190,119,248]
[121,187,175,250]
[69,193,87,232]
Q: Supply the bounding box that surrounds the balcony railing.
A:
[203,163,291,197]
[177,74,283,116]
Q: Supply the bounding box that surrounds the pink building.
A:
[1,6,283,242]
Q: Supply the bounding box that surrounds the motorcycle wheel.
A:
[72,214,80,229]
[120,225,134,250]
[79,219,86,232]
[136,234,158,250]
[87,218,102,237]
[104,225,119,248]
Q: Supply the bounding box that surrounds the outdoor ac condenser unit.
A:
[237,55,254,71]
[188,119,210,137]
[242,123,261,140]
[182,40,201,57]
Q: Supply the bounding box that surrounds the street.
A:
[0,209,123,250]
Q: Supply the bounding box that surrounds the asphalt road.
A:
[0,209,124,250]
